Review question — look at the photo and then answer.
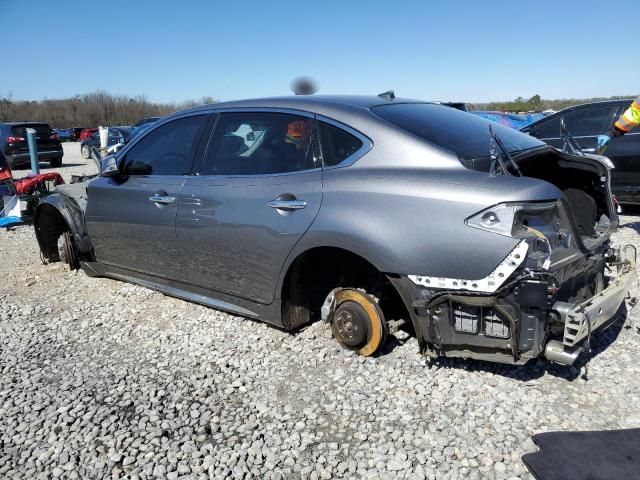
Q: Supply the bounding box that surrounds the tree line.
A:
[0,91,635,126]
[468,94,635,113]
[0,91,216,128]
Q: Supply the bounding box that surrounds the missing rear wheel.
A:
[330,289,387,357]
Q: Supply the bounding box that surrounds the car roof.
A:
[549,99,633,111]
[175,95,430,117]
[1,122,51,126]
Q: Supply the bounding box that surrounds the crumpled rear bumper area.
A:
[546,245,636,364]
[393,245,636,365]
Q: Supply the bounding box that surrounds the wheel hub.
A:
[333,301,369,348]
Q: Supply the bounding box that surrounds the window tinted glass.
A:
[533,106,616,139]
[531,116,560,139]
[10,124,52,136]
[123,115,206,175]
[318,121,363,166]
[202,112,317,175]
[372,103,542,160]
[563,106,615,137]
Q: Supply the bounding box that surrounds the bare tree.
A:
[2,91,217,127]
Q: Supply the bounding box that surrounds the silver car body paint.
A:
[408,240,529,293]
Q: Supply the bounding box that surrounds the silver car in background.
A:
[34,95,634,366]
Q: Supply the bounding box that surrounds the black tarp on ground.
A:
[522,428,640,480]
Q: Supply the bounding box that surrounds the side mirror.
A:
[100,155,121,177]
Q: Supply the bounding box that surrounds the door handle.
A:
[267,199,307,211]
[149,195,176,205]
[581,148,596,153]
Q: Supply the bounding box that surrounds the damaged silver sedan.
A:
[33,95,635,366]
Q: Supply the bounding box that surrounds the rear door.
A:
[604,103,640,199]
[85,114,209,280]
[529,104,618,152]
[176,110,322,304]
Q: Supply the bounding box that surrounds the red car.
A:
[0,151,15,197]
[70,128,86,141]
[80,128,98,141]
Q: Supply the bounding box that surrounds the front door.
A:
[85,114,209,280]
[176,111,322,304]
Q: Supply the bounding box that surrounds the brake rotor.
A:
[57,231,78,271]
[330,289,387,357]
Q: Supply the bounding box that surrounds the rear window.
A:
[318,121,363,166]
[372,103,543,160]
[10,123,52,136]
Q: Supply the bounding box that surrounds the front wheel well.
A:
[34,204,71,263]
[280,247,411,331]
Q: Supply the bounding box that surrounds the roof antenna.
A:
[377,90,395,100]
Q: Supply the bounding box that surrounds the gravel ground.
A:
[1,143,640,479]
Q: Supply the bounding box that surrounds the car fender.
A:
[34,191,93,259]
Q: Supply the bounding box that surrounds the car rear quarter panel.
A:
[281,166,564,287]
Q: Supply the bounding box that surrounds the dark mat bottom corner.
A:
[522,428,640,480]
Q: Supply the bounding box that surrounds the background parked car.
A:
[53,128,71,142]
[80,128,98,141]
[69,128,86,141]
[80,126,132,159]
[521,99,640,204]
[472,111,544,129]
[0,122,64,168]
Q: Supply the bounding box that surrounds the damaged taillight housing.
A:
[466,201,574,268]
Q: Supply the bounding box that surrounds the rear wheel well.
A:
[281,247,410,330]
[34,204,71,263]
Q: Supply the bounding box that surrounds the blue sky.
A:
[3,0,637,103]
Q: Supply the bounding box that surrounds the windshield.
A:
[372,103,543,160]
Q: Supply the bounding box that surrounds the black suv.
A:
[521,100,640,204]
[0,122,64,168]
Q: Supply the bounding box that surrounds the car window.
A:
[562,106,617,137]
[372,103,542,160]
[10,124,52,137]
[534,106,616,139]
[318,121,363,167]
[123,115,207,176]
[530,116,560,139]
[201,112,317,175]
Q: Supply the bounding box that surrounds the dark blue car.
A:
[80,127,132,159]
